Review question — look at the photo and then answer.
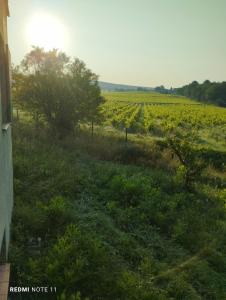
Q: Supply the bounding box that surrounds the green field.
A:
[102,91,197,104]
[101,91,226,150]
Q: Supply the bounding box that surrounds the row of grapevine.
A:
[109,105,140,128]
[102,100,226,134]
[143,104,153,131]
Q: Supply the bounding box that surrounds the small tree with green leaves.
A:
[163,125,207,189]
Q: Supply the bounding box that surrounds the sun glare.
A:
[26,13,68,51]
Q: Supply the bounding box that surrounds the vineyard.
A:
[102,91,196,104]
[101,92,226,145]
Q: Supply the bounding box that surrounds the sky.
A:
[7,0,226,88]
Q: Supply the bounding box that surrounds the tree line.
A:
[174,80,226,107]
[154,85,173,94]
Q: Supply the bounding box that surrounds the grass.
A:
[102,91,198,104]
[10,117,226,299]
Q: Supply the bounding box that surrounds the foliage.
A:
[163,128,208,189]
[12,47,105,133]
[154,85,173,94]
[175,80,226,107]
[10,117,226,300]
[101,91,226,151]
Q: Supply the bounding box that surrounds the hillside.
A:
[98,81,153,91]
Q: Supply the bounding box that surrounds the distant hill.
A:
[98,81,153,92]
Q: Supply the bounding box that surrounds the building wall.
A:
[0,0,13,262]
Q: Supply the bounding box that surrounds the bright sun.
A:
[26,13,68,51]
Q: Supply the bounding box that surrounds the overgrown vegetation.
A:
[10,49,226,299]
[10,115,226,299]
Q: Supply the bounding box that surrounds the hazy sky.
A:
[8,0,226,87]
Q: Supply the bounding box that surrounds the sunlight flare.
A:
[26,13,68,51]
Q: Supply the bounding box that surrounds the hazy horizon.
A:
[8,0,226,88]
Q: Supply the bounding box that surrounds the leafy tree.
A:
[11,65,27,119]
[155,85,170,94]
[175,80,226,107]
[21,46,70,75]
[163,127,207,189]
[68,58,105,132]
[14,47,105,133]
